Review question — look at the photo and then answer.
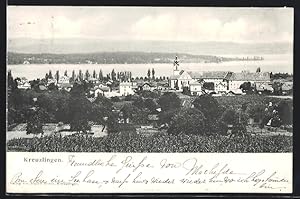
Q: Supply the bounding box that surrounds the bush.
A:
[168,108,206,135]
[158,92,181,111]
[111,96,121,102]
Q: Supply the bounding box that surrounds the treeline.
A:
[270,72,293,80]
[8,66,292,137]
[8,51,242,65]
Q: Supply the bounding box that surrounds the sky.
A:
[7,6,293,43]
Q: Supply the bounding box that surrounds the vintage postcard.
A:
[6,6,293,194]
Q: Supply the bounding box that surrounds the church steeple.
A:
[173,55,180,75]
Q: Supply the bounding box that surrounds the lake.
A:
[7,54,293,80]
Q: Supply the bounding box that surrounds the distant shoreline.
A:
[7,51,266,65]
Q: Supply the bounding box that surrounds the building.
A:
[139,82,156,91]
[169,56,272,95]
[191,71,233,92]
[189,82,203,96]
[155,81,169,91]
[170,70,193,91]
[228,71,271,91]
[119,81,135,96]
[281,81,293,95]
[47,78,57,85]
[169,56,233,93]
[58,75,70,84]
[16,78,31,90]
[58,83,72,92]
[256,84,274,93]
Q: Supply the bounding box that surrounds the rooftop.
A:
[229,72,271,81]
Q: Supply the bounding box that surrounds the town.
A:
[7,56,293,153]
[11,56,293,97]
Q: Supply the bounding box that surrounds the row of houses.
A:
[91,80,169,98]
[169,56,275,95]
[15,56,292,97]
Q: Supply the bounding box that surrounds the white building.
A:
[189,82,203,96]
[228,71,271,91]
[104,90,122,98]
[16,78,31,89]
[169,57,193,91]
[47,78,57,85]
[119,81,135,96]
[58,75,70,84]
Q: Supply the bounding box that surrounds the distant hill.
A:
[7,51,268,65]
[7,38,293,55]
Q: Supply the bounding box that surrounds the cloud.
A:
[7,6,293,43]
[131,14,177,40]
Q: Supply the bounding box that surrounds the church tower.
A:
[173,55,180,76]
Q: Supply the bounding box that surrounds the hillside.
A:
[7,51,264,65]
[7,38,292,55]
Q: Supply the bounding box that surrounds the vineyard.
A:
[7,132,292,153]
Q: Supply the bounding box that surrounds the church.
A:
[169,56,271,95]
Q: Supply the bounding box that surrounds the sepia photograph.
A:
[6,6,293,153]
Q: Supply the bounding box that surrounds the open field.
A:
[7,123,107,142]
[7,132,292,153]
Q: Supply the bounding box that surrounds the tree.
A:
[133,96,146,109]
[78,70,83,81]
[54,91,70,123]
[111,96,121,102]
[7,70,17,91]
[218,108,248,135]
[152,68,155,80]
[256,67,261,73]
[26,108,48,136]
[55,70,60,82]
[193,94,221,122]
[111,69,116,81]
[144,98,158,113]
[175,80,179,90]
[203,82,214,90]
[68,93,92,133]
[99,70,103,81]
[158,109,179,125]
[93,70,97,79]
[29,79,41,92]
[240,82,253,92]
[147,69,151,80]
[158,92,181,111]
[247,104,266,127]
[90,97,113,126]
[70,70,76,82]
[129,71,132,80]
[193,95,222,132]
[272,82,283,95]
[271,115,282,127]
[219,109,239,125]
[48,70,53,79]
[85,70,90,80]
[182,87,190,95]
[277,100,293,125]
[121,104,141,124]
[37,93,57,113]
[168,108,206,135]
